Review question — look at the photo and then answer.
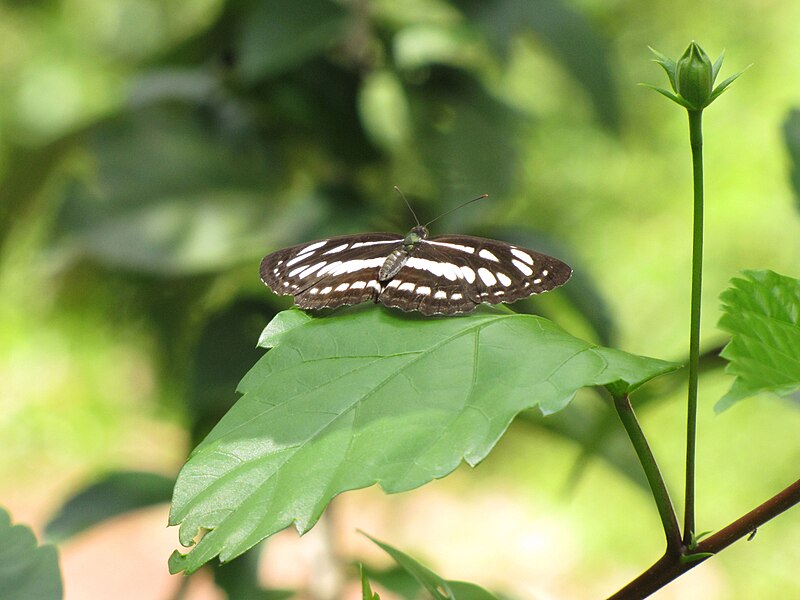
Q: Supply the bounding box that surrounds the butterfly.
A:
[260,194,572,316]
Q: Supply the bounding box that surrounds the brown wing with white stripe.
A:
[377,234,572,316]
[260,233,402,309]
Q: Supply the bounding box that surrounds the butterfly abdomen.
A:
[378,248,409,282]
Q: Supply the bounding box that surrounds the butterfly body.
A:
[261,226,571,315]
[378,225,428,281]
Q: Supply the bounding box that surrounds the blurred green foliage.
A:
[1,0,799,598]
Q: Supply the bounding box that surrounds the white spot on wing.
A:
[324,243,349,254]
[309,288,319,295]
[387,279,402,288]
[287,253,313,268]
[424,240,475,253]
[302,240,328,253]
[367,280,381,292]
[398,282,416,292]
[479,249,500,262]
[460,266,476,283]
[316,261,342,276]
[335,283,350,292]
[407,257,446,278]
[512,259,533,276]
[330,257,384,275]
[442,263,460,281]
[298,261,327,278]
[320,286,332,294]
[510,248,534,265]
[496,272,512,286]
[350,281,367,290]
[533,278,542,284]
[478,267,497,286]
[416,286,431,295]
[351,240,398,249]
[451,292,463,300]
[434,290,447,299]
[542,269,549,276]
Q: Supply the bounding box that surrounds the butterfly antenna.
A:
[394,186,421,227]
[424,193,489,228]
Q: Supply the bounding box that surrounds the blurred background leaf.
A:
[783,108,800,209]
[44,471,174,544]
[0,507,62,600]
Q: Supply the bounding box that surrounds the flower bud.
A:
[676,42,713,110]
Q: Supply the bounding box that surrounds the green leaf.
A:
[708,67,748,104]
[361,565,421,599]
[169,307,677,573]
[519,396,649,492]
[45,471,174,543]
[362,532,499,599]
[237,0,349,81]
[361,565,381,600]
[358,70,413,152]
[213,549,293,600]
[711,49,726,83]
[639,83,692,109]
[56,104,316,276]
[648,46,678,92]
[784,108,800,208]
[456,0,620,128]
[0,508,63,600]
[717,270,800,411]
[680,551,714,564]
[406,67,522,208]
[257,308,313,349]
[190,300,280,445]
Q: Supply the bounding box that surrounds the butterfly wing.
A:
[377,234,572,315]
[260,233,403,309]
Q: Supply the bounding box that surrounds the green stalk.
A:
[684,109,704,546]
[613,394,682,554]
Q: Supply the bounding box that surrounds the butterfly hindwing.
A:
[377,235,572,315]
[259,233,402,309]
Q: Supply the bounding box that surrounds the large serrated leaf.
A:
[717,269,800,411]
[0,508,62,600]
[169,306,678,573]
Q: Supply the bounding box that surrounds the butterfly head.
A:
[403,225,429,251]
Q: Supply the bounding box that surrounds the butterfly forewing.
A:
[259,233,402,309]
[378,235,572,315]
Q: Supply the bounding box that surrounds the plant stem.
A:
[612,394,682,554]
[607,478,800,599]
[684,109,704,546]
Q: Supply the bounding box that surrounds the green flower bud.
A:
[676,42,714,110]
[645,42,747,112]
